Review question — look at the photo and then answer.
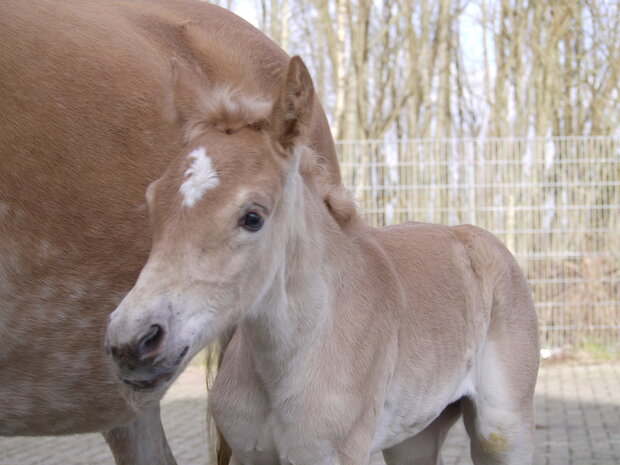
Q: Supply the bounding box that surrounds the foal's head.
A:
[105,57,315,390]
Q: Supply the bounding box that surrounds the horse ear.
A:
[164,57,207,135]
[270,56,315,154]
[165,57,188,125]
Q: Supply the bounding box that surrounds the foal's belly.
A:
[371,396,444,452]
[370,370,473,452]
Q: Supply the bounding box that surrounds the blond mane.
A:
[184,86,273,139]
[177,74,358,229]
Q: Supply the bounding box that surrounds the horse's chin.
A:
[120,345,189,392]
[122,370,175,391]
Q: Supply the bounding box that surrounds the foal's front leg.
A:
[103,404,177,465]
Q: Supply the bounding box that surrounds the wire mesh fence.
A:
[336,136,620,351]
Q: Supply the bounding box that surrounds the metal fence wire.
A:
[336,136,620,351]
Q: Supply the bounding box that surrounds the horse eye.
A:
[242,211,264,232]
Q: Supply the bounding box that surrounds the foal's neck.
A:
[240,177,350,374]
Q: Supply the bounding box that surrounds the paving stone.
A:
[0,362,619,464]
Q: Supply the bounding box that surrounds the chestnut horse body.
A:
[0,1,338,463]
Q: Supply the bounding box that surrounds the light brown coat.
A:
[105,54,540,465]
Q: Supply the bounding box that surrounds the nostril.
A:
[142,324,163,350]
[137,324,165,361]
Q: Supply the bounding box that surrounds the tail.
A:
[206,328,235,465]
[216,432,232,465]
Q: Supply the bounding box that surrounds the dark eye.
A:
[242,211,264,232]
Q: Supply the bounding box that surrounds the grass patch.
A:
[576,337,620,361]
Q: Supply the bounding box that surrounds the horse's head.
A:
[105,56,315,390]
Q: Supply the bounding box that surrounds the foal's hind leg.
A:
[463,343,537,465]
[462,396,534,465]
[103,404,177,465]
[382,401,462,465]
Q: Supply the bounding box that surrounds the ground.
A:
[1,362,619,465]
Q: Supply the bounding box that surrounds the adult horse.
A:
[105,53,540,464]
[0,1,340,463]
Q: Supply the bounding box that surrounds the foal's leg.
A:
[456,229,538,465]
[462,344,537,465]
[382,401,462,465]
[103,404,177,465]
[462,396,534,465]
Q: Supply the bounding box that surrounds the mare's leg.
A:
[103,404,177,465]
[382,401,462,465]
[462,342,537,465]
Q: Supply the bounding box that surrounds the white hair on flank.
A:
[180,147,219,207]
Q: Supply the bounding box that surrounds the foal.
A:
[106,57,539,465]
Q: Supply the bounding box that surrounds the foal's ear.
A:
[270,56,315,154]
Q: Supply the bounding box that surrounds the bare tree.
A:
[228,0,620,139]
